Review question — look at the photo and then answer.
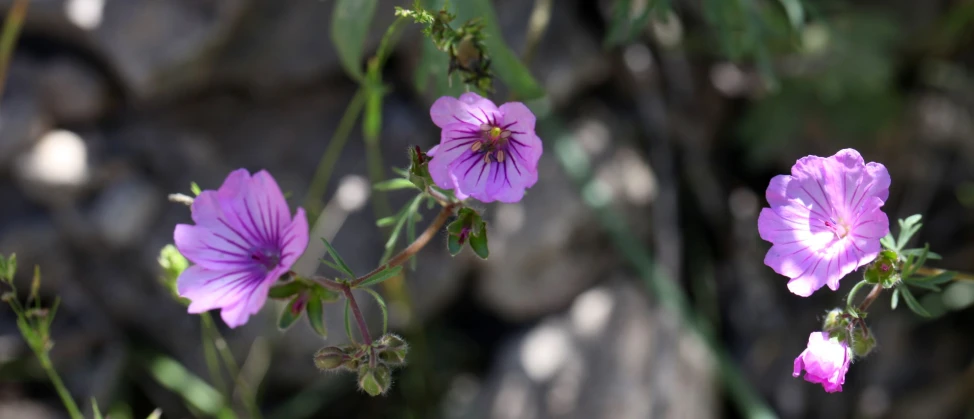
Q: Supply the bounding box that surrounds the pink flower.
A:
[793,332,851,393]
[758,149,890,296]
[174,169,309,328]
[427,92,543,203]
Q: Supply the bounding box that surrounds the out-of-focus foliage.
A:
[739,13,903,165]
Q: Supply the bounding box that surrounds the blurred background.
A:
[0,0,973,418]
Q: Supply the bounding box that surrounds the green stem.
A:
[846,280,870,311]
[342,285,373,346]
[302,88,367,223]
[36,352,84,419]
[201,313,262,419]
[350,203,457,288]
[0,0,29,103]
[201,317,229,397]
[857,284,884,313]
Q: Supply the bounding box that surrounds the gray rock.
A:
[450,279,718,419]
[37,57,113,123]
[89,176,162,249]
[0,0,248,100]
[213,0,401,92]
[0,58,51,171]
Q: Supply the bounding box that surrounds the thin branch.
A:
[350,203,457,288]
[857,284,884,312]
[342,285,372,346]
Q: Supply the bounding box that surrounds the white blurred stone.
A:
[14,129,90,199]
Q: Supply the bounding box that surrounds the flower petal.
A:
[499,102,536,134]
[177,265,263,314]
[279,208,309,269]
[453,151,492,199]
[789,155,837,222]
[430,95,500,128]
[429,123,481,192]
[766,175,792,207]
[174,223,256,270]
[482,152,539,203]
[507,133,543,171]
[851,200,889,239]
[218,274,275,328]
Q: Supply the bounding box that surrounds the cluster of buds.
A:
[314,334,409,396]
[395,2,493,92]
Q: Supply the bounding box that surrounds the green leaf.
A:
[269,281,305,299]
[331,0,378,81]
[381,195,424,263]
[900,248,942,260]
[356,265,404,288]
[190,182,202,196]
[469,231,489,259]
[363,288,389,335]
[407,202,418,270]
[605,0,632,47]
[457,0,545,99]
[143,353,233,418]
[902,214,922,227]
[897,216,923,251]
[278,298,302,330]
[776,0,805,30]
[897,284,931,318]
[890,287,899,309]
[879,233,895,250]
[321,238,356,278]
[903,280,941,292]
[373,178,419,191]
[917,270,957,285]
[306,297,328,338]
[447,234,462,256]
[376,215,399,227]
[92,398,104,419]
[311,284,341,303]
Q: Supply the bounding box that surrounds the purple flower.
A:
[793,332,851,393]
[174,169,309,328]
[427,92,543,203]
[758,149,890,296]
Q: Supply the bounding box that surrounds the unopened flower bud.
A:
[865,250,899,287]
[1,292,14,303]
[358,364,392,396]
[850,327,877,357]
[822,309,845,332]
[314,347,347,371]
[376,334,409,366]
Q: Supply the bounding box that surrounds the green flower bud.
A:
[375,334,409,366]
[314,347,348,371]
[358,364,392,396]
[865,251,898,287]
[850,327,877,357]
[821,308,846,333]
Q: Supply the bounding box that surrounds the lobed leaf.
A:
[356,266,404,288]
[307,297,328,338]
[321,238,356,278]
[897,284,931,318]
